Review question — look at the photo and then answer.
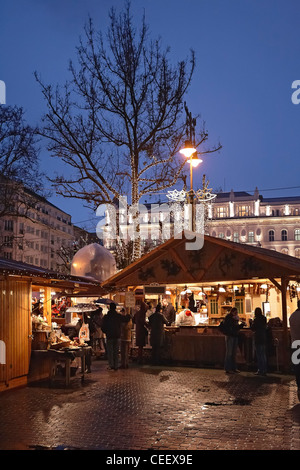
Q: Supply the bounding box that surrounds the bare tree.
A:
[0,105,42,217]
[36,2,220,261]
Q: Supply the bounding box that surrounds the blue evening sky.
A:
[1,0,300,230]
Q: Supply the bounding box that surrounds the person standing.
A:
[120,308,133,369]
[101,303,130,370]
[90,307,105,356]
[289,300,300,400]
[222,307,245,374]
[162,299,175,324]
[250,307,267,376]
[133,302,148,364]
[148,304,168,365]
[75,312,93,373]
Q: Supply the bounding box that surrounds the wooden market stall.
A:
[0,258,104,392]
[102,232,300,372]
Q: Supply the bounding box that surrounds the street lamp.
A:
[179,140,197,158]
[179,140,203,231]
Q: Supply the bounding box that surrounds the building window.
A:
[4,236,13,247]
[216,207,228,218]
[210,298,218,315]
[233,232,239,243]
[295,229,300,241]
[248,231,254,243]
[269,230,275,242]
[281,230,288,241]
[235,298,244,315]
[218,232,225,239]
[272,209,281,216]
[238,205,250,217]
[4,220,13,231]
[295,248,300,258]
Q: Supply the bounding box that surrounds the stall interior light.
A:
[218,286,226,293]
[260,284,268,289]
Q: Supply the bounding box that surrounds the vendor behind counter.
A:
[175,308,196,326]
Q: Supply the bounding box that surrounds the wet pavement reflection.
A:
[0,360,299,450]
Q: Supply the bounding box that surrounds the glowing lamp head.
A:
[179,140,197,158]
[187,153,202,167]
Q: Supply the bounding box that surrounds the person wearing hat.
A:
[175,307,196,326]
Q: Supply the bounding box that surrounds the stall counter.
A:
[163,325,289,371]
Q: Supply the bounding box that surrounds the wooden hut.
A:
[0,258,102,391]
[102,232,300,371]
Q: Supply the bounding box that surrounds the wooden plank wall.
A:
[0,278,31,390]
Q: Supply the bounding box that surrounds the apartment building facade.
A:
[0,187,75,271]
[207,188,300,258]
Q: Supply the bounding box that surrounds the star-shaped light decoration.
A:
[195,177,217,203]
[166,189,188,202]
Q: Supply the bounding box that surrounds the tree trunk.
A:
[131,166,141,262]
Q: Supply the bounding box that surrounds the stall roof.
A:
[0,257,105,294]
[102,232,300,288]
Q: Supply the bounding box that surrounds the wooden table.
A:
[31,347,91,387]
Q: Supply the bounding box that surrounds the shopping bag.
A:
[79,322,90,342]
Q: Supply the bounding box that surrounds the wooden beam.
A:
[169,248,197,282]
[109,248,170,286]
[197,245,225,282]
[269,278,282,291]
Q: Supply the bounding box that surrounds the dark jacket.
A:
[148,312,168,347]
[162,303,175,324]
[251,314,267,344]
[223,312,244,337]
[133,302,148,347]
[101,309,130,339]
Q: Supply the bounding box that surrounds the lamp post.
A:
[179,140,202,231]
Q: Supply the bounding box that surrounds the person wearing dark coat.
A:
[148,304,168,365]
[250,307,267,376]
[133,302,148,364]
[223,307,245,374]
[162,299,175,324]
[101,303,130,370]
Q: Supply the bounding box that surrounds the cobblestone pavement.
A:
[0,359,300,451]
